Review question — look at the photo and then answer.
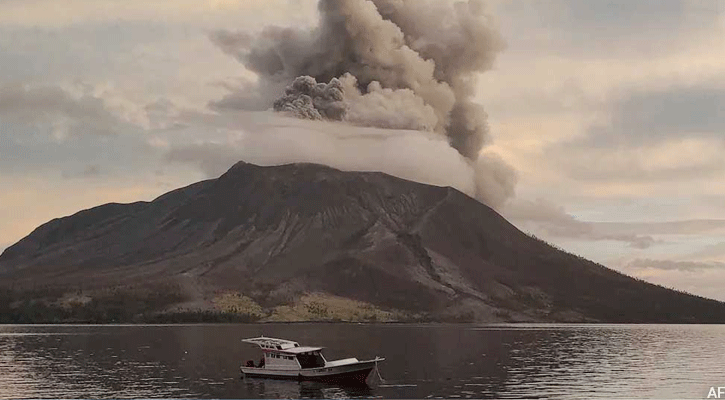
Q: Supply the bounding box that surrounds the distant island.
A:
[2,161,725,324]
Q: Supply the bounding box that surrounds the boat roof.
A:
[281,346,324,354]
[242,337,323,353]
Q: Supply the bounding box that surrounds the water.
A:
[0,323,722,399]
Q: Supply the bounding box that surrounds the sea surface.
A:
[0,323,722,399]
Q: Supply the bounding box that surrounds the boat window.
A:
[296,352,325,369]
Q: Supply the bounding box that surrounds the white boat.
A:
[240,336,384,385]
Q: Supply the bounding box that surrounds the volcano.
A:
[2,161,724,323]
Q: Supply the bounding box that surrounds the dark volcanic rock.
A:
[2,161,725,323]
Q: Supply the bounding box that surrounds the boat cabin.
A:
[243,337,327,370]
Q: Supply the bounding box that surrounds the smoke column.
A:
[209,0,516,209]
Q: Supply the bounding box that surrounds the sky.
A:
[1,0,724,300]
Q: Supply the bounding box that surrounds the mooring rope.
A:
[374,357,387,384]
[373,357,418,388]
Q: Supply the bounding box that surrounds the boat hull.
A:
[241,360,378,385]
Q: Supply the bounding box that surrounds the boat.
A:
[240,336,384,385]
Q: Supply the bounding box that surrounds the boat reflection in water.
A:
[242,377,374,399]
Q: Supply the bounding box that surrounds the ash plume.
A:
[273,76,346,121]
[209,0,514,208]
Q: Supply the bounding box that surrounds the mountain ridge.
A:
[2,161,725,323]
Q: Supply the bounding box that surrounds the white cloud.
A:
[165,111,481,198]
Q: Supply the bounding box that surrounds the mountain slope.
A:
[2,161,724,323]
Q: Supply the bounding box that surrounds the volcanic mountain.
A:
[2,161,724,323]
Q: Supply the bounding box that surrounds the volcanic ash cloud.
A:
[209,0,516,209]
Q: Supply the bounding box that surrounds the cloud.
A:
[686,242,725,262]
[543,84,725,186]
[0,84,170,178]
[166,142,243,179]
[618,257,725,301]
[208,79,283,113]
[163,110,497,203]
[625,258,725,272]
[0,84,123,138]
[204,0,519,209]
[473,0,725,215]
[551,137,725,184]
[209,0,507,158]
[593,220,725,236]
[0,0,318,28]
[60,164,103,179]
[503,198,657,249]
[585,84,725,148]
[495,0,722,59]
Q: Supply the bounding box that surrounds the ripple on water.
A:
[0,324,723,399]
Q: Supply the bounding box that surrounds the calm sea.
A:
[0,323,722,399]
